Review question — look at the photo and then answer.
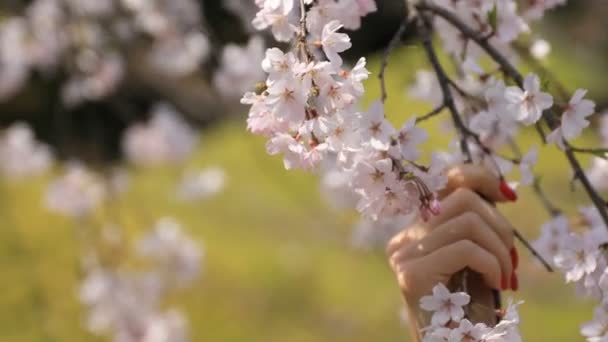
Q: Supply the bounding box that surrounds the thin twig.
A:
[535,122,548,143]
[514,229,553,271]
[416,104,446,123]
[379,19,410,103]
[532,178,562,219]
[570,146,608,159]
[446,77,475,100]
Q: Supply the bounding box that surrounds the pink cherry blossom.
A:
[560,89,596,140]
[505,73,554,126]
[420,283,470,326]
[320,20,352,67]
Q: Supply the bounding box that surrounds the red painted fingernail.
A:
[501,275,508,290]
[510,247,519,269]
[511,272,519,291]
[499,181,518,202]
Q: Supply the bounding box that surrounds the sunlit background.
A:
[1,1,608,341]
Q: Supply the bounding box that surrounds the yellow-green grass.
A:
[1,42,606,341]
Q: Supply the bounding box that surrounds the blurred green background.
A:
[2,30,608,341]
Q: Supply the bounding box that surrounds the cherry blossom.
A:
[243,2,608,340]
[392,117,429,161]
[449,319,490,342]
[252,0,296,42]
[485,299,524,342]
[558,89,596,141]
[45,163,106,218]
[581,307,608,342]
[533,215,570,267]
[420,284,523,341]
[0,0,212,106]
[80,219,201,342]
[523,0,568,20]
[214,36,266,98]
[123,103,197,167]
[519,147,538,186]
[554,234,600,283]
[176,167,227,202]
[420,283,470,326]
[422,327,452,342]
[469,109,518,149]
[0,122,53,179]
[409,70,443,107]
[587,158,608,191]
[320,20,352,67]
[505,73,554,126]
[357,101,395,151]
[137,218,203,287]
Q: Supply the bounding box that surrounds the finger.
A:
[430,188,514,249]
[439,164,514,202]
[419,240,502,290]
[386,224,428,258]
[394,212,512,289]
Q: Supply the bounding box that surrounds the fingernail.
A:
[501,275,508,290]
[511,272,519,291]
[499,181,518,202]
[510,247,519,269]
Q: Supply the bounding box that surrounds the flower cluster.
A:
[253,0,377,42]
[0,123,53,179]
[16,93,224,341]
[214,37,267,98]
[319,156,414,249]
[420,283,523,342]
[80,219,202,342]
[176,167,227,202]
[45,163,107,218]
[244,0,447,222]
[410,0,599,179]
[533,208,608,341]
[245,1,608,340]
[123,103,198,167]
[432,0,565,66]
[0,0,209,106]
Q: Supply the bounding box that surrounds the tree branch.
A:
[418,16,472,162]
[379,18,411,103]
[417,1,608,232]
[416,104,446,123]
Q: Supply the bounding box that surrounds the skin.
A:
[386,164,518,341]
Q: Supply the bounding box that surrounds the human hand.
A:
[386,164,519,338]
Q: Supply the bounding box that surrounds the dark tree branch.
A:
[418,16,473,162]
[570,147,608,159]
[379,18,411,103]
[514,229,553,271]
[533,178,562,219]
[416,104,446,123]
